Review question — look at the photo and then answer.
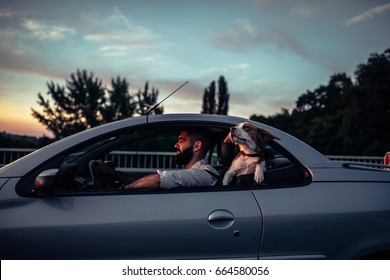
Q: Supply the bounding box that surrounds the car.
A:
[1,113,390,260]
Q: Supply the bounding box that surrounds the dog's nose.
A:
[230,127,236,132]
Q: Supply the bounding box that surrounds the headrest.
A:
[217,141,237,167]
[262,145,275,160]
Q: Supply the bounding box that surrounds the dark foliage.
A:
[202,76,229,115]
[251,48,390,156]
[0,132,53,148]
[31,70,162,139]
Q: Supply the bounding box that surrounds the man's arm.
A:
[125,173,161,189]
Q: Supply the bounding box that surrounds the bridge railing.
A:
[0,148,36,167]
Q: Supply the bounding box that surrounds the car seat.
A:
[215,139,237,184]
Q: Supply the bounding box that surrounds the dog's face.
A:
[224,122,279,149]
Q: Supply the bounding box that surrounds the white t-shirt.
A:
[157,159,219,189]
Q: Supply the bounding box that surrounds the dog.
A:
[222,122,280,185]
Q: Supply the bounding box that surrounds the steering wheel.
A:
[55,163,80,190]
[88,160,116,189]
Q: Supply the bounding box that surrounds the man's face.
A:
[174,131,194,165]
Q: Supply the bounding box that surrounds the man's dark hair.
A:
[186,128,211,153]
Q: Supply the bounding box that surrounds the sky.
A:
[0,0,389,137]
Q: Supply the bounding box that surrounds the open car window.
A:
[261,143,311,187]
[105,134,180,174]
[52,123,311,194]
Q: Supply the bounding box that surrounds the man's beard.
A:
[175,146,193,166]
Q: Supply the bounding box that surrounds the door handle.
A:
[208,210,234,229]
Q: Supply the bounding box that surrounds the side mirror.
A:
[33,169,58,197]
[33,163,80,196]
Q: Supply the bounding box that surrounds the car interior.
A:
[16,122,312,197]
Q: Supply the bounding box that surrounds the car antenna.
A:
[145,80,189,123]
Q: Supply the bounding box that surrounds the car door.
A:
[0,180,262,259]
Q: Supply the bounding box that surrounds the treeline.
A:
[250,48,390,156]
[0,132,52,148]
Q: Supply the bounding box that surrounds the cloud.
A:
[210,19,311,59]
[346,2,390,26]
[82,7,163,56]
[159,79,203,102]
[0,9,14,18]
[291,5,316,17]
[200,63,250,80]
[210,19,259,52]
[22,19,76,40]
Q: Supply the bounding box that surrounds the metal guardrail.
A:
[0,148,36,167]
[105,151,179,172]
[0,148,385,168]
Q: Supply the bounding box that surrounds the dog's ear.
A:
[224,132,233,143]
[257,127,280,143]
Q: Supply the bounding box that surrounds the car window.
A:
[261,143,311,186]
[105,134,181,174]
[62,137,116,165]
[52,124,310,194]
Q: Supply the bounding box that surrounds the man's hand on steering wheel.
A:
[89,160,118,188]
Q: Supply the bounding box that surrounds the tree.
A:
[217,76,229,115]
[32,69,161,139]
[201,76,229,115]
[250,108,293,134]
[135,82,163,115]
[291,73,354,154]
[341,48,390,155]
[31,69,106,138]
[201,81,216,114]
[102,77,136,122]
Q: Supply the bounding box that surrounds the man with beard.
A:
[95,129,219,189]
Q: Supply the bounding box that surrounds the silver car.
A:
[1,114,390,259]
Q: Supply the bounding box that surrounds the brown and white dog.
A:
[222,122,280,185]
